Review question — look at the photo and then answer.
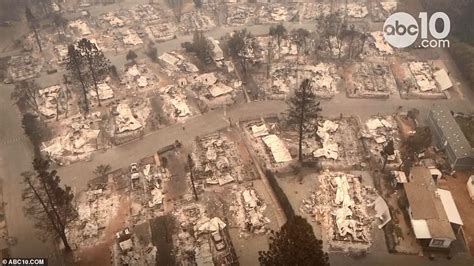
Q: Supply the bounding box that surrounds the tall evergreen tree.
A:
[269,24,287,55]
[259,216,329,266]
[126,50,138,63]
[21,159,76,252]
[292,28,310,55]
[227,29,255,74]
[25,6,42,52]
[66,44,90,113]
[286,79,322,162]
[192,30,212,63]
[22,113,47,157]
[77,38,111,107]
[11,79,40,113]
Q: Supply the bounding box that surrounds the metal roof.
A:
[430,104,473,159]
[405,167,456,240]
[437,189,463,226]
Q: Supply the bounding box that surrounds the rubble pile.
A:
[41,118,101,165]
[255,36,298,60]
[361,116,402,169]
[398,61,447,98]
[54,44,69,64]
[173,204,206,262]
[300,117,367,169]
[37,85,62,118]
[192,133,244,185]
[99,10,143,49]
[312,120,339,160]
[178,10,216,33]
[69,19,92,37]
[101,12,125,27]
[129,163,170,222]
[381,1,398,13]
[226,5,256,26]
[348,63,397,98]
[190,72,238,108]
[300,3,331,21]
[109,65,153,132]
[123,64,154,89]
[130,4,174,25]
[145,23,176,42]
[267,63,296,95]
[67,185,121,249]
[6,55,44,82]
[369,31,394,55]
[241,188,270,233]
[256,4,298,24]
[245,122,293,168]
[371,1,398,22]
[342,3,369,18]
[160,85,192,123]
[408,61,439,92]
[230,188,270,234]
[301,171,378,251]
[159,52,199,75]
[173,204,226,264]
[100,4,177,44]
[327,36,349,58]
[89,82,115,101]
[122,29,143,46]
[114,103,144,133]
[114,228,158,265]
[262,134,292,163]
[301,63,340,99]
[264,62,339,99]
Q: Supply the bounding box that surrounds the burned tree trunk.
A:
[66,44,90,113]
[21,159,76,252]
[286,79,322,162]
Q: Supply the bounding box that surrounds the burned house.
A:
[404,167,463,250]
[428,104,474,170]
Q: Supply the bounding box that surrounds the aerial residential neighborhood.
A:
[0,0,473,265]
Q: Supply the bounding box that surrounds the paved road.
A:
[56,91,474,192]
[329,251,473,266]
[1,1,474,263]
[56,100,284,191]
[0,85,56,259]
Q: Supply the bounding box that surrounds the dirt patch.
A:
[160,150,188,200]
[438,172,474,256]
[74,196,130,266]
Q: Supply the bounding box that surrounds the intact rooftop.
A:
[430,104,474,158]
[404,167,455,240]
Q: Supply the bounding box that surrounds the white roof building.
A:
[434,68,453,91]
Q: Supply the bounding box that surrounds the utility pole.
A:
[187,154,198,201]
